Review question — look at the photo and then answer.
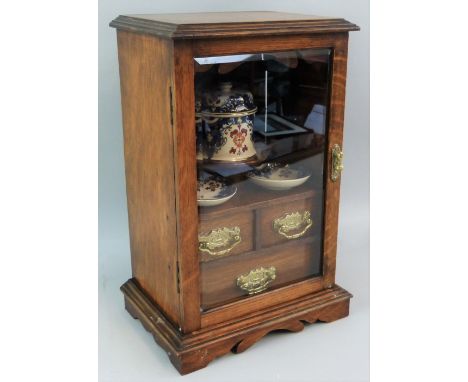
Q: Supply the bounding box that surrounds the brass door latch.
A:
[331,144,344,182]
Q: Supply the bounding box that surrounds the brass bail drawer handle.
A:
[273,211,313,240]
[331,144,344,182]
[198,226,241,256]
[237,266,276,295]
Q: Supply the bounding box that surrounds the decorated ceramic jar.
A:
[197,82,257,162]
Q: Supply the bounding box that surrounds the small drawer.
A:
[259,197,321,248]
[198,210,254,262]
[200,241,322,310]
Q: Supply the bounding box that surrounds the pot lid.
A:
[199,82,256,116]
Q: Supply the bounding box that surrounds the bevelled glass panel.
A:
[194,49,331,310]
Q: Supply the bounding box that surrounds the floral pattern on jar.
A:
[197,82,257,162]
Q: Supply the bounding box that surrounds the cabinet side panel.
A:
[116,30,180,325]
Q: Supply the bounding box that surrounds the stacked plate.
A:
[247,162,310,191]
[197,174,237,207]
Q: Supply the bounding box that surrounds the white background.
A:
[1,1,468,382]
[99,1,369,381]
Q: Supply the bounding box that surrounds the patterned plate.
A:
[197,174,237,207]
[247,162,311,191]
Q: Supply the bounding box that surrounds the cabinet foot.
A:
[121,278,351,375]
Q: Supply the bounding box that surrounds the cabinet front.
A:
[194,49,333,311]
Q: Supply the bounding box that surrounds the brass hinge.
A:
[176,260,180,294]
[169,86,174,126]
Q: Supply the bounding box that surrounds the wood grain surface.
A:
[110,11,359,39]
[192,33,349,57]
[201,240,321,309]
[199,181,318,220]
[114,14,357,369]
[259,196,317,247]
[200,276,324,327]
[119,11,336,24]
[199,210,254,262]
[122,278,352,374]
[321,34,349,288]
[172,40,201,332]
[116,30,180,326]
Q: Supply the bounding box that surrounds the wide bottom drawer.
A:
[200,240,322,310]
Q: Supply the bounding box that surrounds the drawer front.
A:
[200,241,321,310]
[198,210,254,262]
[259,196,321,248]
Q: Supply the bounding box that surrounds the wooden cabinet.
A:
[110,11,359,374]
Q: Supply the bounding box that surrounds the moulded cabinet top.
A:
[110,11,359,40]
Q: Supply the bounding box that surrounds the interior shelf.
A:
[199,180,322,220]
[199,133,325,179]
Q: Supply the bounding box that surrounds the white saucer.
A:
[197,175,237,207]
[247,163,310,191]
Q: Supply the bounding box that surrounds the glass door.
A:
[194,49,332,311]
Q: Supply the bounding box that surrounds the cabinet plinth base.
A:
[121,278,352,375]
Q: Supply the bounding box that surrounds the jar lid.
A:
[197,82,257,118]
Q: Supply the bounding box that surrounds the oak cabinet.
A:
[110,11,359,374]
